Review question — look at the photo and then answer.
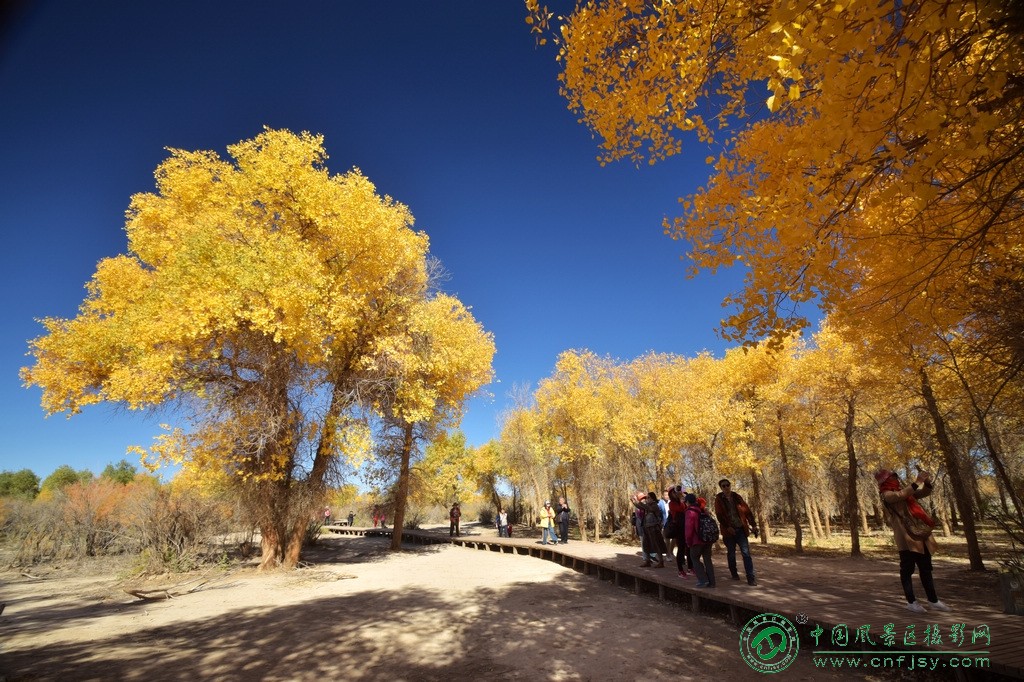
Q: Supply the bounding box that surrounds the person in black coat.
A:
[556,496,571,544]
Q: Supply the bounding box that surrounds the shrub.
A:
[609,526,637,546]
[403,510,423,529]
[0,477,236,571]
[303,520,323,547]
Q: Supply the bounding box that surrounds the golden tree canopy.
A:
[533,0,1024,344]
[24,128,429,417]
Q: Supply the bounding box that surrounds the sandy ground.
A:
[0,530,889,682]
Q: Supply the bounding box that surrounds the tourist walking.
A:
[556,496,571,544]
[684,493,716,587]
[449,502,462,537]
[659,489,670,533]
[539,500,558,544]
[876,468,951,614]
[666,486,688,578]
[631,492,667,568]
[497,508,509,537]
[714,478,759,586]
[632,493,654,564]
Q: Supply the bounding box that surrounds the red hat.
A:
[697,497,707,509]
[874,469,894,486]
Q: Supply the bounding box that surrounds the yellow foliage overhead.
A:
[534,0,1024,345]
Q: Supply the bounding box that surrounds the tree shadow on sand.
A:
[2,539,711,682]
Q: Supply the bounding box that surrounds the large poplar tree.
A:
[22,128,492,569]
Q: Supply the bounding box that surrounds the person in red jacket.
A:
[684,493,716,587]
[449,502,462,537]
[666,486,689,578]
[876,468,951,614]
[714,478,759,586]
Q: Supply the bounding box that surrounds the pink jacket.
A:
[684,506,703,547]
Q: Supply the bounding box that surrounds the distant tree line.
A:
[0,458,141,501]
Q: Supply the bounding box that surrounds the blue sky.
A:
[0,1,742,482]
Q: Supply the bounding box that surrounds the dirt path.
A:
[0,534,892,682]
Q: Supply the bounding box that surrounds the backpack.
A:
[697,509,720,543]
[882,498,934,542]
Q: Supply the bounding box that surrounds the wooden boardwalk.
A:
[326,524,1024,679]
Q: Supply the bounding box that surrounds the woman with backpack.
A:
[684,493,716,587]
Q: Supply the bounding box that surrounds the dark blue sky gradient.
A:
[0,1,744,481]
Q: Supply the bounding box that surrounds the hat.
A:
[544,500,550,505]
[874,469,894,486]
[697,497,707,509]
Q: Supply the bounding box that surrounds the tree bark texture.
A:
[750,467,770,544]
[390,423,415,551]
[844,396,863,557]
[920,368,985,570]
[777,411,803,552]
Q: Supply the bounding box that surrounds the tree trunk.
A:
[871,498,884,529]
[571,462,590,542]
[858,499,869,535]
[819,499,831,537]
[811,498,825,538]
[777,412,802,552]
[976,425,1022,520]
[844,396,863,557]
[750,467,769,544]
[953,355,1024,525]
[944,475,959,531]
[656,457,667,496]
[284,520,305,568]
[255,475,290,570]
[997,475,1009,516]
[257,385,347,571]
[938,503,952,536]
[490,484,502,514]
[805,497,820,542]
[967,461,985,520]
[259,522,282,571]
[920,368,984,570]
[390,423,415,551]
